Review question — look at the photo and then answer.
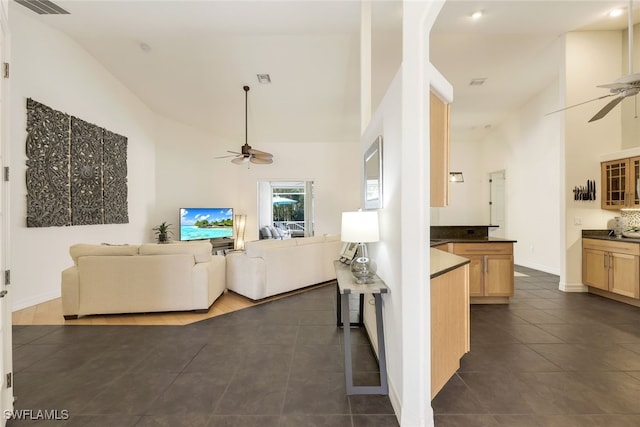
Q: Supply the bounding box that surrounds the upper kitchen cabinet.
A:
[601,156,640,209]
[430,91,450,207]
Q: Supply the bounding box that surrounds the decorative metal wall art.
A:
[25,98,128,227]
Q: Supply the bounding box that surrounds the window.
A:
[258,181,314,238]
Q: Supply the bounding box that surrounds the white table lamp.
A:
[341,211,380,283]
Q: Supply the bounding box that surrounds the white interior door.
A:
[489,170,506,238]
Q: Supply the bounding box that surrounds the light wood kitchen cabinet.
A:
[431,262,469,398]
[430,91,450,208]
[601,157,640,209]
[582,238,640,299]
[451,242,514,303]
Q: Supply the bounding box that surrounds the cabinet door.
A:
[485,255,514,296]
[583,248,609,290]
[629,157,640,208]
[609,252,640,298]
[430,91,450,208]
[466,255,484,297]
[601,159,629,209]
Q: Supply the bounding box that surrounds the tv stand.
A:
[210,238,234,254]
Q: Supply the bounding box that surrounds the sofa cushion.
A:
[295,235,326,246]
[139,242,212,263]
[69,243,139,266]
[260,226,273,239]
[269,226,285,239]
[245,238,296,258]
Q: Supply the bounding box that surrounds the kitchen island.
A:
[431,226,517,304]
[430,247,470,398]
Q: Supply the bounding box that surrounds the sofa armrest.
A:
[226,251,266,300]
[61,266,79,318]
[208,255,226,304]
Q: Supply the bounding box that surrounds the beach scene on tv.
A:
[180,208,233,241]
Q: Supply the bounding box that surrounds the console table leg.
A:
[341,292,355,393]
[374,293,389,394]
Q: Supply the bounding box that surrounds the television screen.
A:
[179,208,234,241]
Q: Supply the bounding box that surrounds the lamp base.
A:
[350,243,377,284]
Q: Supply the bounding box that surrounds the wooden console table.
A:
[334,261,389,395]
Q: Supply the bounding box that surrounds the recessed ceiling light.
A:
[609,8,624,18]
[257,74,271,84]
[469,78,487,86]
[471,10,483,20]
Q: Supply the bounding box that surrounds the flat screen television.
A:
[179,208,234,241]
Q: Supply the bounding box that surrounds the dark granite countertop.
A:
[582,229,640,244]
[430,237,517,247]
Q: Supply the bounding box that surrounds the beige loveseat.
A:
[61,242,225,319]
[226,235,342,300]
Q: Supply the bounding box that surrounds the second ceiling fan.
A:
[552,0,640,122]
[218,85,273,165]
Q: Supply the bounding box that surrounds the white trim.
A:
[559,281,588,292]
[388,375,402,425]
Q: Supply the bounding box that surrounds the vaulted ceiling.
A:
[12,0,636,145]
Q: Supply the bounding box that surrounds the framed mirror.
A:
[363,136,383,209]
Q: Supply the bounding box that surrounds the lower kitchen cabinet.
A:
[582,238,640,301]
[451,242,514,303]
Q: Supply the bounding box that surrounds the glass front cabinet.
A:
[601,157,640,210]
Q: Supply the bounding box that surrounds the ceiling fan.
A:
[216,86,273,165]
[550,0,640,122]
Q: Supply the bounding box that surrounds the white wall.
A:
[9,7,157,310]
[430,137,485,226]
[365,2,445,425]
[479,81,563,274]
[152,115,361,243]
[10,6,361,310]
[563,31,624,289]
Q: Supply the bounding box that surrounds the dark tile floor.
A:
[433,266,640,427]
[10,266,640,426]
[9,284,397,427]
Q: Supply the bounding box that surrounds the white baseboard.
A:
[559,281,587,292]
[387,376,402,426]
[12,290,60,312]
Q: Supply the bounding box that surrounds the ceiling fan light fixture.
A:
[215,85,274,166]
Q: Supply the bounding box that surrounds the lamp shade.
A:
[341,211,380,243]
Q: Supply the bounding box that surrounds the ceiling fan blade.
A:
[250,156,273,165]
[545,93,618,116]
[248,148,273,158]
[588,95,625,122]
[231,156,249,165]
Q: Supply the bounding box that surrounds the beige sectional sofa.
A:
[226,235,342,300]
[61,241,225,319]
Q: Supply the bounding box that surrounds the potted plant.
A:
[153,221,173,243]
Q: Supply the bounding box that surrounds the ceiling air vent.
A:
[15,0,69,15]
